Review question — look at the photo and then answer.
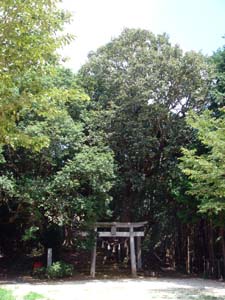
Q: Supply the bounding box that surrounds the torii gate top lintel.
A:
[95,221,148,227]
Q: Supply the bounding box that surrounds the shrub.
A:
[46,261,74,279]
[32,261,74,279]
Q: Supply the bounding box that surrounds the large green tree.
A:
[180,110,225,215]
[178,46,225,275]
[0,0,72,149]
[78,28,211,223]
[210,45,225,109]
[179,46,225,223]
[179,109,225,271]
[0,67,115,254]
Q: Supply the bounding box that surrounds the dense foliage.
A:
[0,67,115,256]
[0,0,225,279]
[180,110,225,215]
[0,1,114,257]
[0,0,72,149]
[178,47,225,274]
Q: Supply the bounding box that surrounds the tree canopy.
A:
[180,46,225,217]
[0,0,72,149]
[79,28,211,223]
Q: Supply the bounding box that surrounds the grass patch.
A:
[0,289,46,300]
[0,288,15,300]
[23,292,45,300]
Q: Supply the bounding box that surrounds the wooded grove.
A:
[0,0,225,279]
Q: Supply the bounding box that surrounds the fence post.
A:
[47,248,52,267]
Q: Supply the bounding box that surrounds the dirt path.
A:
[1,277,225,300]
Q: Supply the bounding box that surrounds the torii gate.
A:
[90,222,147,277]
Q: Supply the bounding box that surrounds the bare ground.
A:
[1,277,225,300]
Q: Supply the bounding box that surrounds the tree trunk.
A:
[121,181,132,221]
[220,227,225,277]
[186,227,191,274]
[63,225,74,247]
[208,219,215,277]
